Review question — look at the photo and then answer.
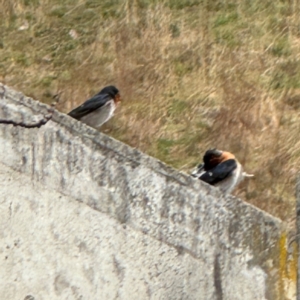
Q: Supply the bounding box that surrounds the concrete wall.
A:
[0,83,296,300]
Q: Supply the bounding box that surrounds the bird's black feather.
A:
[68,93,112,120]
[199,159,237,185]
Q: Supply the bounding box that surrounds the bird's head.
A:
[202,148,235,170]
[203,148,223,170]
[100,85,121,103]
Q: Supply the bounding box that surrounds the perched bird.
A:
[68,85,121,129]
[191,148,253,194]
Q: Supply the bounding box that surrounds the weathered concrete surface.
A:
[0,83,296,299]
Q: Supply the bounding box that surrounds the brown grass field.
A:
[1,0,300,222]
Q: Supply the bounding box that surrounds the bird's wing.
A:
[68,93,112,120]
[199,159,237,185]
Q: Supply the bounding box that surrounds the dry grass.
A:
[1,0,300,221]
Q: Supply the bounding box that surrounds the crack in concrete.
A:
[0,84,59,129]
[0,114,53,128]
[214,253,223,300]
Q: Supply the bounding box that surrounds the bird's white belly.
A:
[216,162,243,194]
[80,101,116,129]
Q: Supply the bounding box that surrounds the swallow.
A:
[68,85,121,129]
[191,148,253,194]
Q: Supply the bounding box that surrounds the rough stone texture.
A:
[0,83,296,299]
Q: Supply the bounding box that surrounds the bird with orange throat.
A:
[191,149,253,194]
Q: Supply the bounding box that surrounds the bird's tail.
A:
[191,163,205,178]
